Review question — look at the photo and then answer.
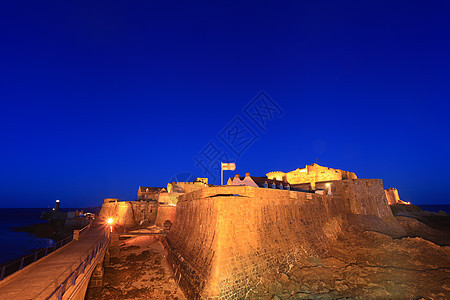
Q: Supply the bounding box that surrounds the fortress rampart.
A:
[166,180,403,299]
[155,204,177,227]
[99,200,158,228]
[385,187,407,205]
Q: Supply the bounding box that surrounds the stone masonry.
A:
[166,181,404,299]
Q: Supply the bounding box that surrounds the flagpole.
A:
[221,162,223,186]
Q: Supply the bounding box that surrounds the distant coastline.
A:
[417,204,450,214]
[0,207,101,266]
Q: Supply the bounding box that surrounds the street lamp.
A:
[107,218,114,233]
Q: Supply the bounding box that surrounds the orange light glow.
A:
[107,218,114,225]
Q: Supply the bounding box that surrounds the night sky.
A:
[1,1,449,208]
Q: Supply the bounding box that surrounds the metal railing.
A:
[46,234,109,300]
[0,223,91,281]
[78,223,91,236]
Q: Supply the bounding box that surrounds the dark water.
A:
[418,205,450,214]
[0,208,54,265]
[0,207,101,266]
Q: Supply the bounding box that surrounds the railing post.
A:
[1,266,5,281]
[72,270,77,285]
[58,283,63,300]
[53,243,57,251]
[34,251,38,262]
[19,258,24,270]
[73,229,80,241]
[45,247,48,256]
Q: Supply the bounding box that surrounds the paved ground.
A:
[86,235,185,300]
[0,221,108,300]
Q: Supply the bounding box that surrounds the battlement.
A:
[178,179,391,219]
[99,200,158,228]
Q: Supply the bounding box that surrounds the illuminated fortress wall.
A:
[99,200,158,228]
[385,187,402,205]
[267,163,357,185]
[155,204,177,227]
[166,182,403,299]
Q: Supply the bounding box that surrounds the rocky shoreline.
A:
[12,219,86,242]
[11,206,99,242]
[391,204,450,246]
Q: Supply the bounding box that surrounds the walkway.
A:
[0,221,108,300]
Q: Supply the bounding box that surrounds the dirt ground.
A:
[86,235,185,300]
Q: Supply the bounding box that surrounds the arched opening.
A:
[163,220,172,230]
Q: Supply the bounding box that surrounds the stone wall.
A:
[99,201,158,228]
[166,182,401,299]
[155,204,177,227]
[168,182,208,194]
[166,196,219,299]
[330,179,392,218]
[158,192,181,205]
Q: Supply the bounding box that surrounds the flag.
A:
[221,162,236,171]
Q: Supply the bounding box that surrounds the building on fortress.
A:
[227,172,292,190]
[228,164,355,192]
[266,163,357,188]
[136,186,166,201]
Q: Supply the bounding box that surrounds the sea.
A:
[0,208,54,266]
[417,205,450,214]
[0,207,100,266]
[0,205,448,267]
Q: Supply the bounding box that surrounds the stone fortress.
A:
[99,177,209,228]
[98,163,415,299]
[266,163,357,185]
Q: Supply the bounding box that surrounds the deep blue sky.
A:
[1,1,449,208]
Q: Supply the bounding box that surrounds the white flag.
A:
[221,162,236,171]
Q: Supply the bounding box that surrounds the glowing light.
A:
[56,200,60,202]
[107,218,114,224]
[325,183,330,187]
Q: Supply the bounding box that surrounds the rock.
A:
[278,272,289,284]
